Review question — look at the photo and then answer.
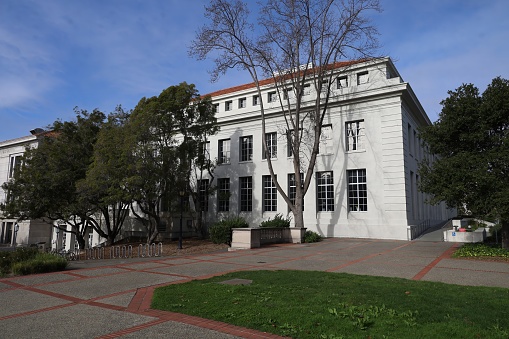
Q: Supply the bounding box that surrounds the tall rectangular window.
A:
[262,175,277,212]
[253,95,259,106]
[238,97,246,108]
[240,136,253,162]
[217,178,230,212]
[218,139,230,164]
[198,179,209,211]
[316,171,334,211]
[8,155,22,178]
[213,103,219,113]
[225,101,232,111]
[319,125,333,154]
[263,132,277,159]
[346,120,365,151]
[347,169,367,212]
[268,91,277,103]
[288,173,304,211]
[240,176,252,212]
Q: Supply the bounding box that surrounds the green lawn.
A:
[152,270,509,339]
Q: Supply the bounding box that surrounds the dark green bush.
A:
[11,253,68,275]
[303,230,323,243]
[11,247,39,262]
[0,254,12,276]
[209,216,249,245]
[259,213,291,228]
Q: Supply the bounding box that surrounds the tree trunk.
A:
[501,218,509,249]
[76,234,86,250]
[107,234,116,246]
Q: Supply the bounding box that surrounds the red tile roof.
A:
[203,59,368,98]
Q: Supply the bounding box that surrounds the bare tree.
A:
[190,0,381,228]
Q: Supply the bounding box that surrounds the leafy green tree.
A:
[76,107,132,245]
[125,82,218,243]
[2,109,105,249]
[190,0,381,229]
[419,77,509,248]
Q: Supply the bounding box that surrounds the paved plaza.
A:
[1,237,508,338]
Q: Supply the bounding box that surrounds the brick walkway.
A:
[1,238,508,338]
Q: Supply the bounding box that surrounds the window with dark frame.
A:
[263,132,277,159]
[288,173,304,211]
[346,120,365,151]
[253,95,259,106]
[240,176,252,212]
[316,171,334,212]
[217,178,230,212]
[262,175,277,212]
[347,169,367,212]
[218,139,230,164]
[8,155,22,178]
[268,91,277,103]
[238,97,246,108]
[225,100,232,111]
[197,179,209,211]
[337,76,348,88]
[357,71,369,85]
[239,136,253,162]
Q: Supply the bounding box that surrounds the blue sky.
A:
[1,0,508,141]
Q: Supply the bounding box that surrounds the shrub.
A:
[304,230,323,243]
[209,216,249,245]
[260,213,291,228]
[0,254,12,276]
[453,243,509,259]
[11,253,68,275]
[11,247,39,262]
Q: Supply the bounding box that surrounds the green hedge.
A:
[209,216,249,245]
[259,213,291,228]
[11,253,68,275]
[1,248,68,276]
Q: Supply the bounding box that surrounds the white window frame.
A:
[262,175,277,212]
[238,97,246,108]
[225,100,232,111]
[347,169,367,212]
[316,171,334,212]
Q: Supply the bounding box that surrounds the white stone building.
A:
[198,57,454,240]
[0,132,53,248]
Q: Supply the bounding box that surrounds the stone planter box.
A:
[230,227,306,250]
[443,228,487,243]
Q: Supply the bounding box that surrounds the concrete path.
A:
[1,238,509,338]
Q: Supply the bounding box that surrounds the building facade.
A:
[0,133,53,248]
[0,58,454,247]
[199,57,454,240]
